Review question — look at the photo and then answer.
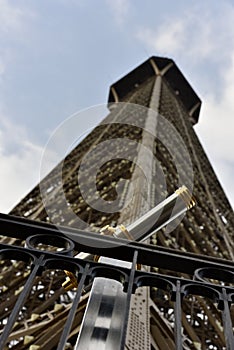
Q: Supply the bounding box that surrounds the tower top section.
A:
[108,56,201,125]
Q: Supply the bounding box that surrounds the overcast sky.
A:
[0,0,234,213]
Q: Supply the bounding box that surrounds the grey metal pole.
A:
[73,186,195,350]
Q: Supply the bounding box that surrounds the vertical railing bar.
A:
[57,263,90,350]
[221,288,234,350]
[120,250,138,350]
[0,255,44,348]
[174,280,183,350]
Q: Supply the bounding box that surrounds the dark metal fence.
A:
[0,213,233,349]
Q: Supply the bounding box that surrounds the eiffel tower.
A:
[0,56,233,349]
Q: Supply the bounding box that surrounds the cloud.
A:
[136,2,234,65]
[0,116,39,213]
[0,114,57,213]
[105,0,130,25]
[0,58,5,75]
[0,2,39,212]
[137,20,185,54]
[195,51,234,208]
[0,0,25,34]
[198,69,234,162]
[0,0,34,78]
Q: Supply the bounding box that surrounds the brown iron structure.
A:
[0,56,234,349]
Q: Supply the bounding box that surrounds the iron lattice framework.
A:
[0,56,234,349]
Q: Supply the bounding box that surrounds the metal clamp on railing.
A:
[62,185,195,289]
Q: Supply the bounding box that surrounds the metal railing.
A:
[0,213,233,349]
